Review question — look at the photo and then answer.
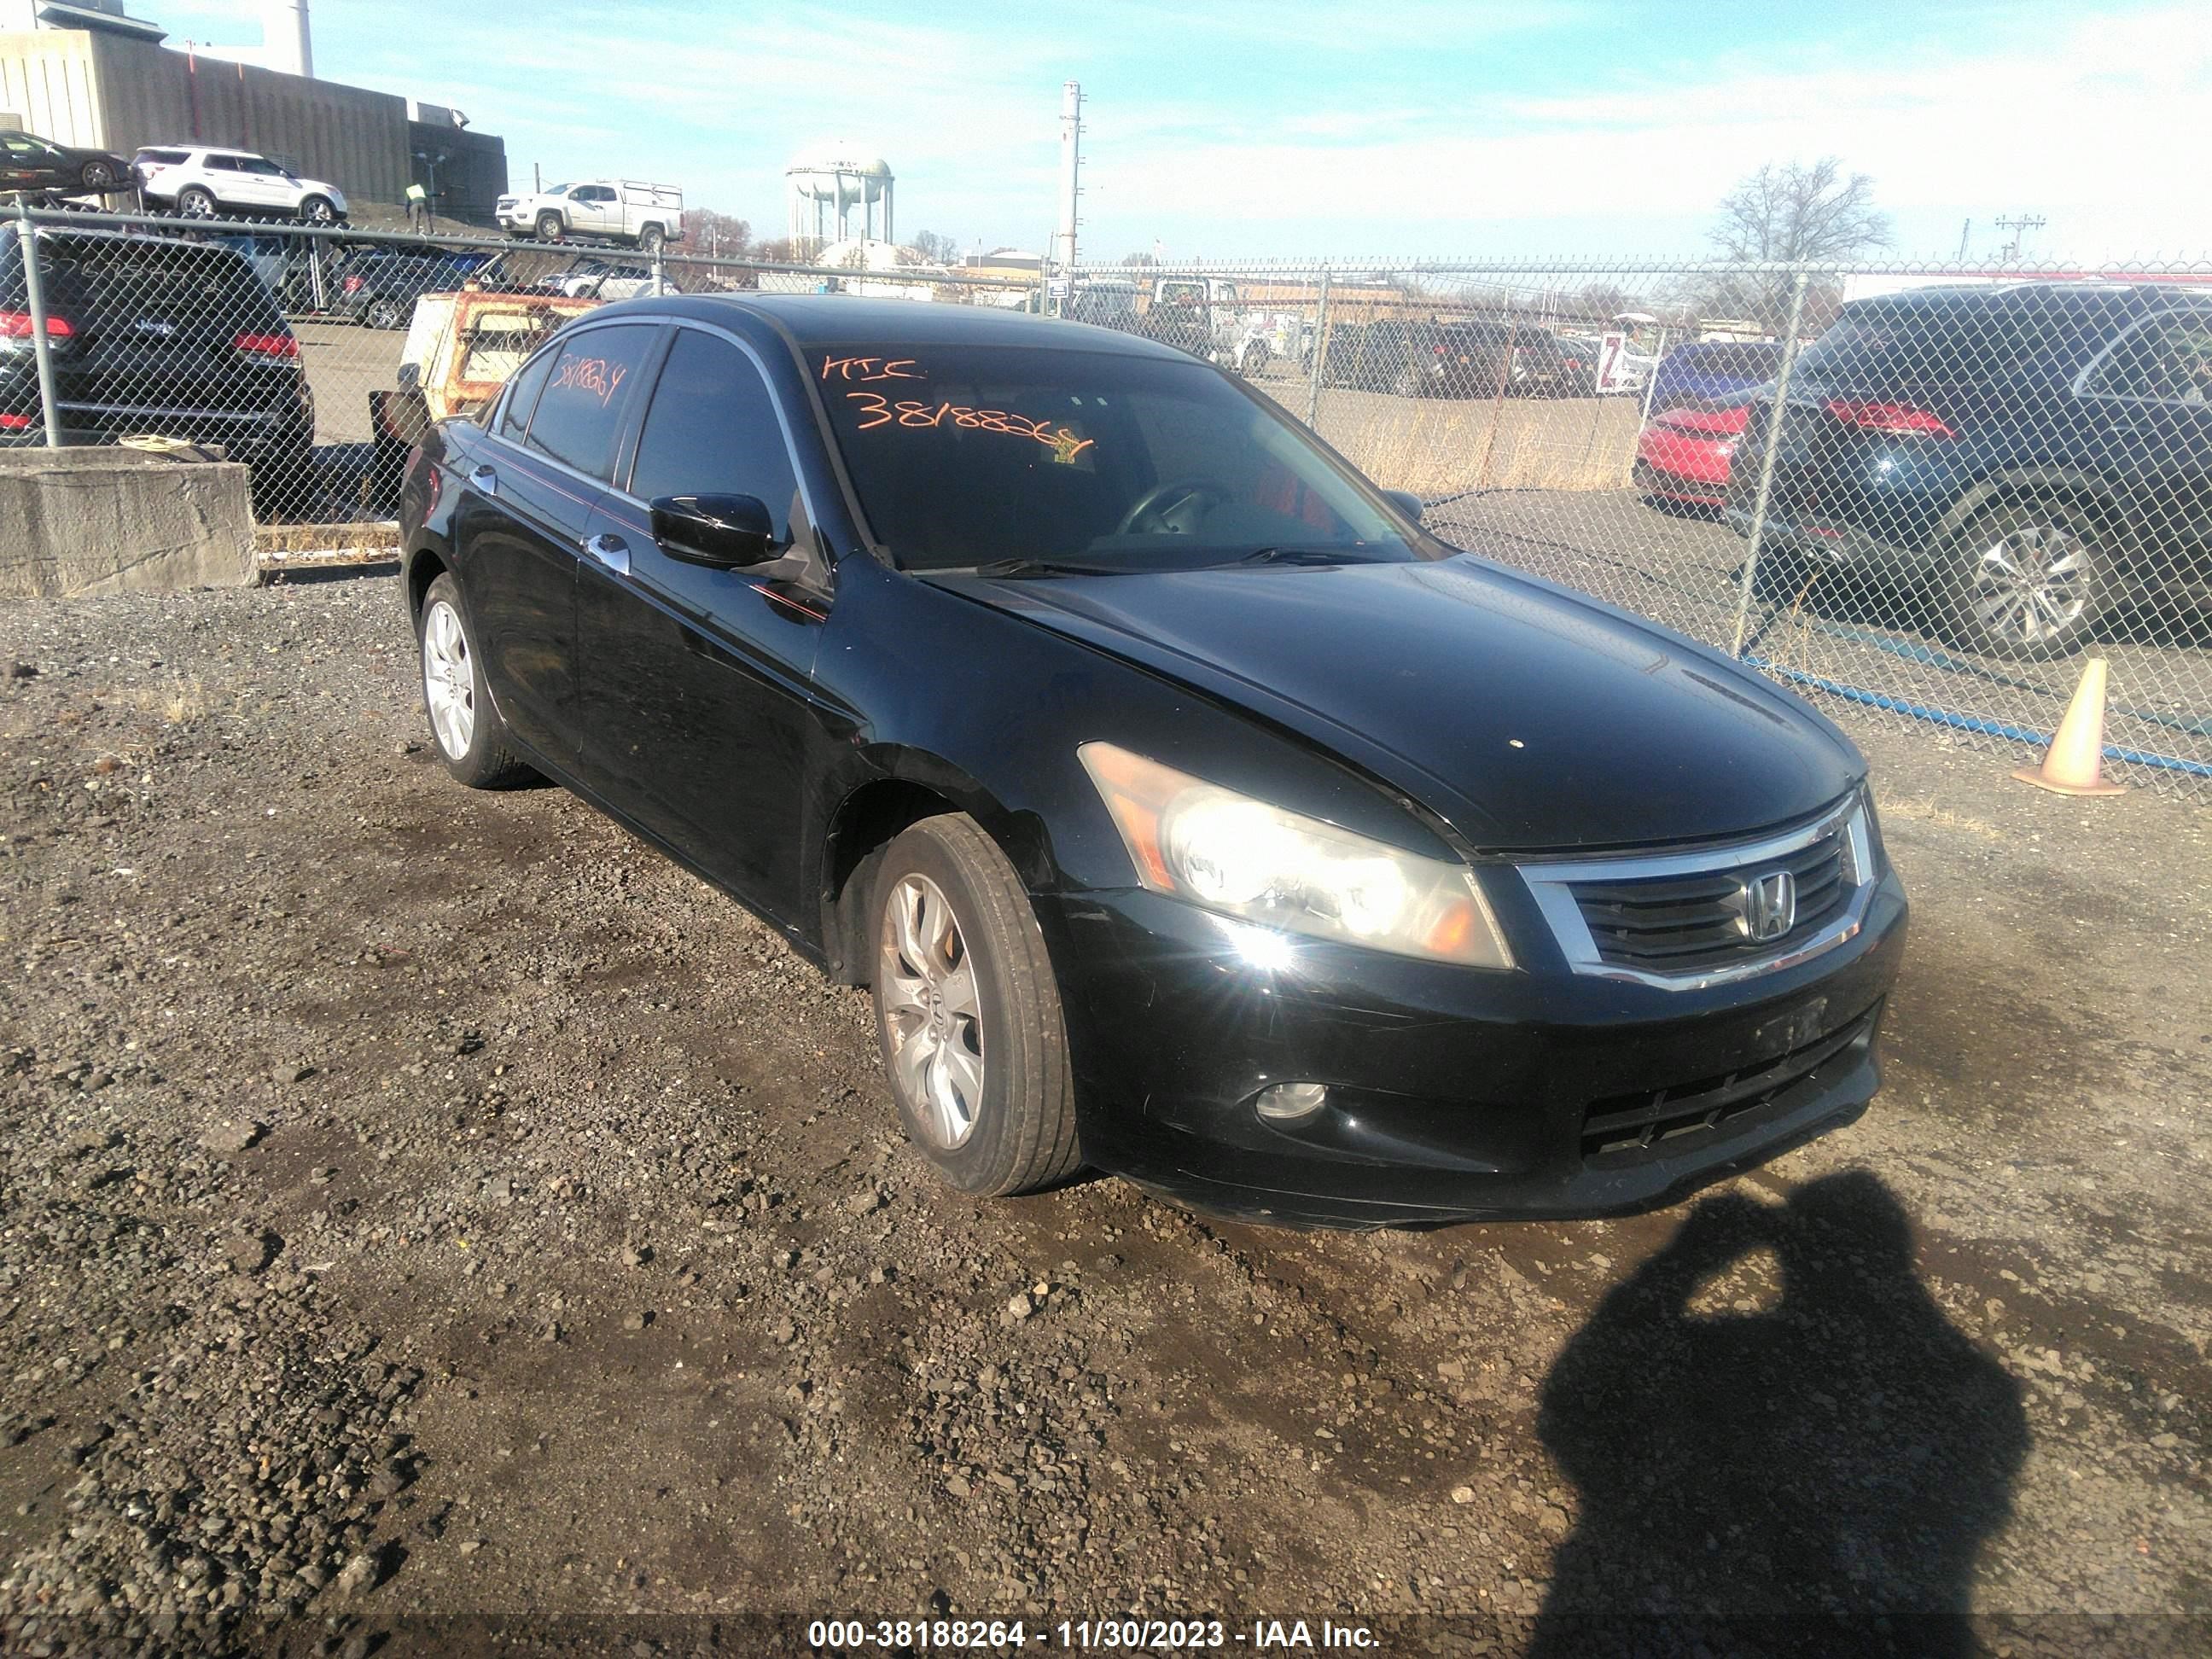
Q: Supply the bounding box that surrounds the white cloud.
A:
[1080,3,2212,259]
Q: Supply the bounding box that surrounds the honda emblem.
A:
[1736,870,1798,942]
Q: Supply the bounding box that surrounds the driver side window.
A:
[626,329,801,541]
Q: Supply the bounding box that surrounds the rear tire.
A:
[417,573,537,789]
[1938,498,2108,661]
[177,185,218,218]
[870,815,1080,1199]
[638,224,665,253]
[364,296,404,330]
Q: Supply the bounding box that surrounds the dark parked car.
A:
[398,295,1905,1227]
[1648,340,1785,414]
[1324,316,1583,399]
[1727,283,2212,659]
[333,247,506,329]
[0,130,132,199]
[0,227,313,504]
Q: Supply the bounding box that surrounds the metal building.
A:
[0,3,509,222]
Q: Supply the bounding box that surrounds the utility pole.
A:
[1994,213,2046,263]
[1054,79,1082,282]
[1956,218,1971,262]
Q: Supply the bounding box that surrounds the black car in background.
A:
[0,130,133,200]
[398,294,1904,1227]
[1324,316,1585,398]
[332,247,507,329]
[0,227,314,505]
[1727,282,2212,658]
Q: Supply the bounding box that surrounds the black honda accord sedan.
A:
[398,294,1906,1228]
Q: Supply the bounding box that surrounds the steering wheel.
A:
[1117,476,1227,536]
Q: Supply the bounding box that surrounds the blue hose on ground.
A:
[1745,656,2212,779]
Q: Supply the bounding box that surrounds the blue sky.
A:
[153,0,2209,263]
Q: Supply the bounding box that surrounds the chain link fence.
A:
[2,204,2206,796]
[0,203,1039,546]
[1065,254,2212,799]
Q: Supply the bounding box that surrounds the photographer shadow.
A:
[1531,1170,2029,1656]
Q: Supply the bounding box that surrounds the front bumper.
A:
[1042,871,1906,1228]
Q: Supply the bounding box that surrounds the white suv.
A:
[133,145,349,224]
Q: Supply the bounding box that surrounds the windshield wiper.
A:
[1234,546,1378,567]
[971,557,1135,579]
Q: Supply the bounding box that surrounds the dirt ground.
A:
[1,572,2208,1656]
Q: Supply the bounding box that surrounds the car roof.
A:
[599,293,1201,361]
[1845,282,2212,319]
[23,225,265,282]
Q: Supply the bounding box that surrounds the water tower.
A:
[787,148,894,258]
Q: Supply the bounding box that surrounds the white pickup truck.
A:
[496,178,685,250]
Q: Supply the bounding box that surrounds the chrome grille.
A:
[1570,822,1853,974]
[1519,795,1877,990]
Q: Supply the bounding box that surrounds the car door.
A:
[235,156,294,211]
[0,137,58,193]
[572,322,830,920]
[571,185,619,236]
[457,320,658,761]
[2075,310,2212,614]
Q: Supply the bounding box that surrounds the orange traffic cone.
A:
[2013,656,2128,796]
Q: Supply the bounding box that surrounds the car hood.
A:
[938,555,1862,853]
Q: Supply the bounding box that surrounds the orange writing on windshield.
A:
[822,355,923,382]
[843,393,1095,460]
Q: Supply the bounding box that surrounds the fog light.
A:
[1254,1081,1329,1124]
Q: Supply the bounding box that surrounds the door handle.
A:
[583,533,631,575]
[468,463,497,497]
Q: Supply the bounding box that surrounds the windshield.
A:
[816,343,1427,571]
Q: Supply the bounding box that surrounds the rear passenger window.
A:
[2084,314,2212,404]
[498,348,557,441]
[626,329,800,538]
[521,323,655,480]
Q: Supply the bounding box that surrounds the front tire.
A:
[535,211,565,242]
[299,194,338,225]
[364,296,404,330]
[79,160,117,192]
[1939,499,2108,660]
[871,816,1080,1198]
[417,573,536,789]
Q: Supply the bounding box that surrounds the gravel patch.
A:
[1,573,2206,1651]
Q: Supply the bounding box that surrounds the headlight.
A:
[1078,742,1514,969]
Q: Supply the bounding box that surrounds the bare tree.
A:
[1697,158,1890,335]
[686,208,752,259]
[907,230,959,265]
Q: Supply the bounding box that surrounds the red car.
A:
[1633,398,1749,508]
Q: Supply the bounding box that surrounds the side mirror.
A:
[1382,488,1424,525]
[649,493,778,568]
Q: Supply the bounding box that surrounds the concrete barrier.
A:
[0,450,257,599]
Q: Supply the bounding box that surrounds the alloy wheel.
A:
[878,873,987,1150]
[421,599,475,759]
[1966,521,2091,649]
